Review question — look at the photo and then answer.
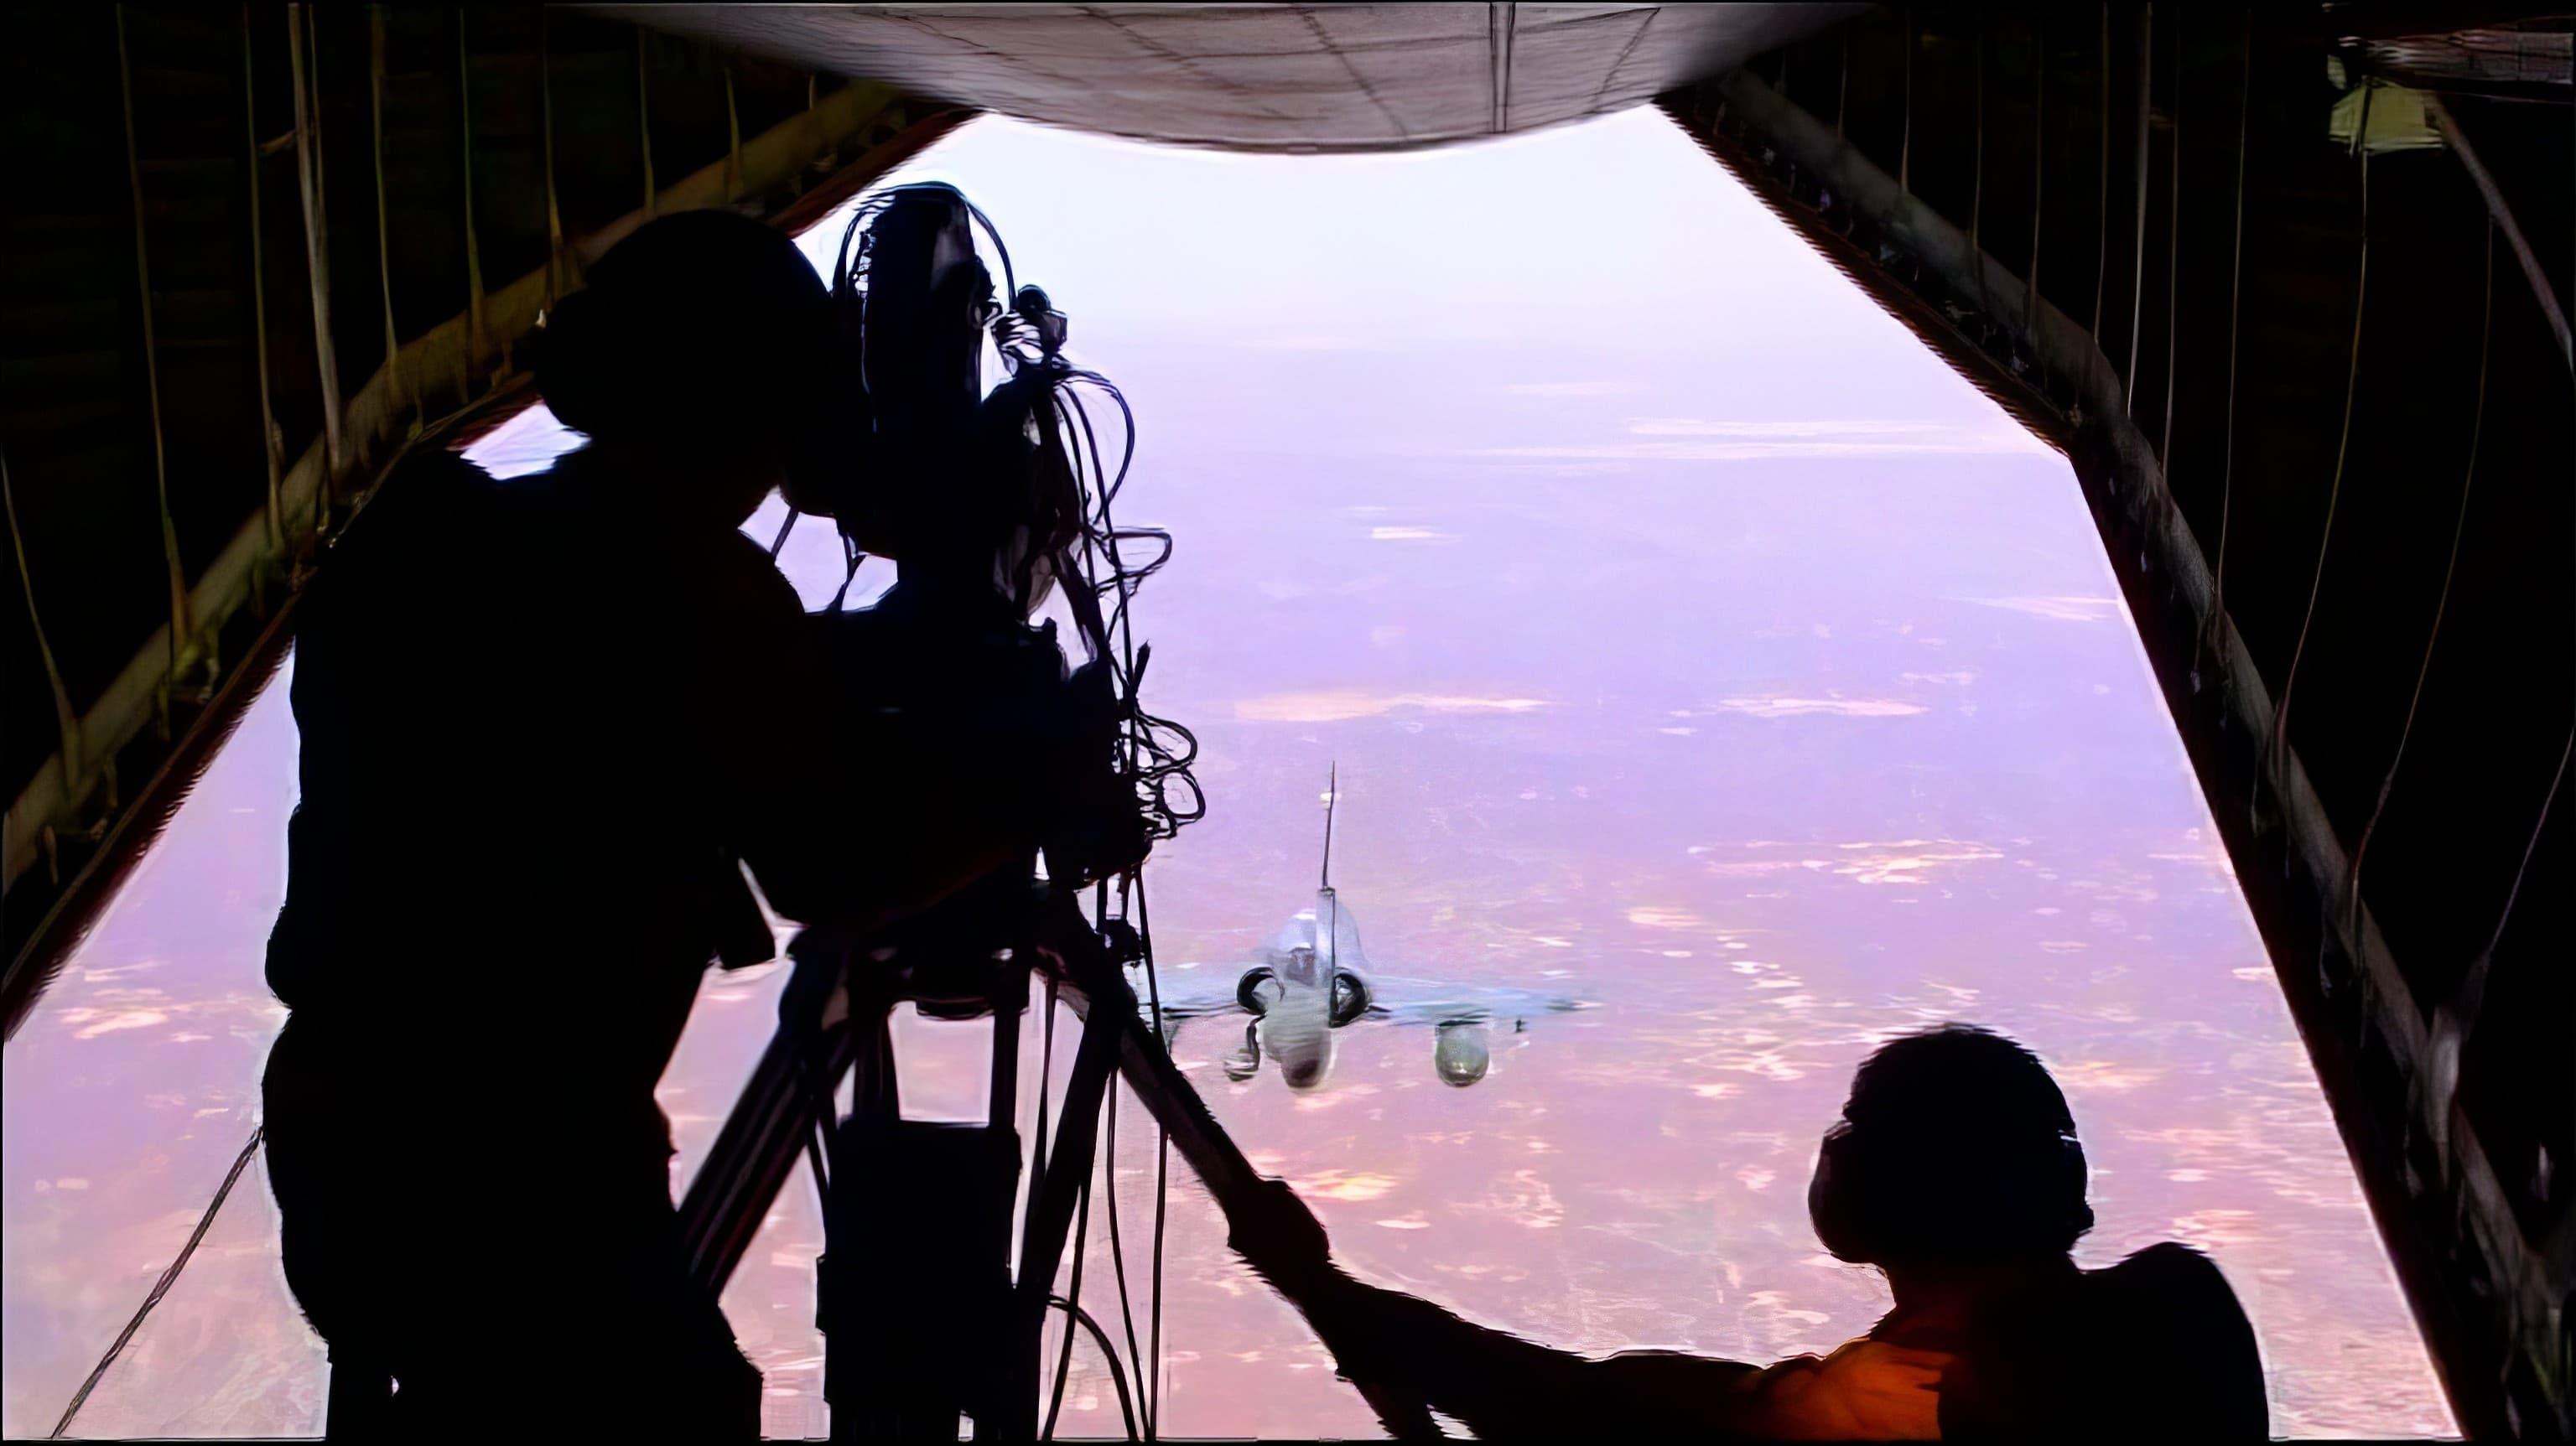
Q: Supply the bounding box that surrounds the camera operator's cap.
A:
[535,210,834,443]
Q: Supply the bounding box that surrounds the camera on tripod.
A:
[726,184,1176,1439]
[797,183,1153,901]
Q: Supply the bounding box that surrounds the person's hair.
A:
[1807,1023,2095,1267]
[531,210,832,447]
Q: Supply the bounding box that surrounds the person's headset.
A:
[1806,1034,2096,1267]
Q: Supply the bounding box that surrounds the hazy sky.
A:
[5,109,2451,1440]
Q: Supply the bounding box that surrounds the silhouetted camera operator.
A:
[1233,1024,2268,1440]
[258,210,1096,1440]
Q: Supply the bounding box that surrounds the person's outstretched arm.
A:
[1295,1264,1768,1439]
[1228,1179,1950,1441]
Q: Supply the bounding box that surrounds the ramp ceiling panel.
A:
[583,3,1867,150]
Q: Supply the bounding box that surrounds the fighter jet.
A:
[1137,767,1590,1091]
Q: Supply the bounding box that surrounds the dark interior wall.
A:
[2131,14,2573,1224]
[381,7,470,355]
[732,50,815,142]
[4,1,930,866]
[548,12,647,243]
[0,6,173,772]
[309,5,389,413]
[1763,5,2153,389]
[461,7,549,308]
[250,3,325,500]
[1714,10,2570,1431]
[641,25,733,201]
[127,4,273,588]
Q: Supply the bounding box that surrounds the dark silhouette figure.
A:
[258,212,1017,1438]
[1232,1024,2269,1439]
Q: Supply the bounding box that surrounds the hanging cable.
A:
[1045,1293,1140,1441]
[2345,218,2494,940]
[2089,1,2110,346]
[2200,12,2252,679]
[2262,80,2373,812]
[1132,875,1172,1440]
[2122,3,2154,410]
[1100,1084,1147,1416]
[1041,1174,1098,1438]
[1026,978,1061,1278]
[2158,8,2182,467]
[50,1127,265,1439]
[2475,733,2571,972]
[2438,727,2574,1065]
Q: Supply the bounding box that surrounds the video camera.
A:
[801,183,1183,894]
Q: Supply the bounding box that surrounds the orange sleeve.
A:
[1716,1338,1951,1440]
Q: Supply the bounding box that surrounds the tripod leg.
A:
[852,1003,900,1128]
[1064,965,1450,1439]
[973,957,1026,1433]
[680,938,864,1297]
[991,994,1121,1439]
[988,955,1023,1143]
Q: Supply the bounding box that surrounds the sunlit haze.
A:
[3,110,2451,1438]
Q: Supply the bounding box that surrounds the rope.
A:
[540,11,566,308]
[2476,732,2572,972]
[2345,219,2493,936]
[1898,11,1912,193]
[724,64,742,201]
[2158,9,2182,466]
[1100,1086,1145,1402]
[1026,980,1060,1292]
[3,445,83,785]
[1969,8,1989,324]
[2090,1,2109,344]
[1040,1174,1096,1438]
[371,8,406,417]
[51,1127,266,1438]
[2027,11,2047,395]
[458,11,488,369]
[1133,876,1171,1439]
[2439,728,2575,1060]
[2123,3,2153,410]
[636,31,655,216]
[243,6,284,553]
[1046,1294,1140,1440]
[2202,12,2251,672]
[2263,80,2373,811]
[117,4,193,678]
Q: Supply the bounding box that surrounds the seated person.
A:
[1229,1024,2269,1440]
